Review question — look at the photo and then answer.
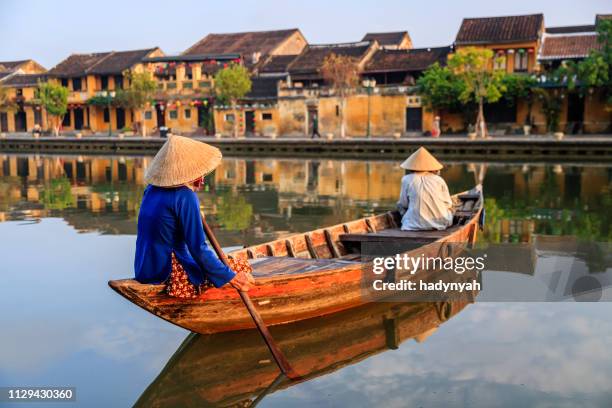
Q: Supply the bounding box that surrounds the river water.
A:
[0,154,610,407]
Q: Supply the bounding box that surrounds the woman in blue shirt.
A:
[134,135,253,297]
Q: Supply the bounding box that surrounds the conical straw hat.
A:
[145,135,222,187]
[400,147,443,171]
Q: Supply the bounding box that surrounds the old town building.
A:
[183,29,307,72]
[362,31,412,50]
[0,59,47,133]
[449,14,545,133]
[46,48,163,134]
[538,16,609,133]
[1,12,610,137]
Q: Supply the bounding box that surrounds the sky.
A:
[0,0,609,68]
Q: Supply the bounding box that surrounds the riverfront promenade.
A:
[1,134,611,161]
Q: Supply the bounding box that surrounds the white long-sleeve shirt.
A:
[397,173,453,231]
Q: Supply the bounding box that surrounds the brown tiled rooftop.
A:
[288,42,373,76]
[0,60,31,70]
[88,48,159,75]
[364,46,451,73]
[259,55,298,73]
[546,25,596,34]
[455,14,544,45]
[49,48,158,77]
[540,34,601,60]
[183,29,300,61]
[362,31,409,47]
[2,73,48,87]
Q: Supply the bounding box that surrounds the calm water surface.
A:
[0,154,610,407]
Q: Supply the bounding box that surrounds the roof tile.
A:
[456,14,543,45]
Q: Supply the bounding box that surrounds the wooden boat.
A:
[134,297,476,407]
[109,186,483,334]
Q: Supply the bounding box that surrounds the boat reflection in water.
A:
[135,296,475,407]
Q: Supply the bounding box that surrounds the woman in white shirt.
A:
[397,147,453,231]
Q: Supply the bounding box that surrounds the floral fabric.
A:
[166,253,253,299]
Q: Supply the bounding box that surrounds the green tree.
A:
[216,192,253,231]
[532,88,563,133]
[448,47,506,138]
[38,81,69,136]
[214,64,251,138]
[115,71,158,136]
[0,85,17,114]
[417,63,471,129]
[576,20,612,111]
[40,177,74,210]
[502,74,537,125]
[322,53,360,138]
[417,63,465,111]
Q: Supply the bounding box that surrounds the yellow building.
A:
[537,15,611,134]
[46,47,163,134]
[180,29,307,137]
[448,14,545,133]
[0,59,47,133]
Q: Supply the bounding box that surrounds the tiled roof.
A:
[362,31,409,47]
[288,42,373,76]
[0,60,30,70]
[88,48,158,75]
[49,48,157,77]
[364,46,451,73]
[546,25,596,34]
[259,55,298,74]
[455,14,544,45]
[2,73,48,87]
[183,29,300,63]
[539,34,601,60]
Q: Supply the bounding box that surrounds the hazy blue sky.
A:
[0,0,609,68]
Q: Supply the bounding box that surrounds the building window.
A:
[60,78,69,88]
[72,77,82,91]
[225,113,235,122]
[16,89,23,96]
[34,109,42,125]
[169,110,178,119]
[493,51,506,70]
[103,108,110,123]
[514,50,528,72]
[335,105,340,116]
[62,112,71,127]
[100,76,109,90]
[184,109,191,119]
[199,81,211,88]
[263,173,273,182]
[114,75,123,89]
[144,111,152,120]
[262,113,273,120]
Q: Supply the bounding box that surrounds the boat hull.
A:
[109,187,483,334]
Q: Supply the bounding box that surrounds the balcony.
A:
[68,91,89,103]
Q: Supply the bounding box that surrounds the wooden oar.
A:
[200,213,301,381]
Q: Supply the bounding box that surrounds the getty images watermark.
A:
[359,239,612,302]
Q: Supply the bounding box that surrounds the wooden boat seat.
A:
[248,256,358,278]
[339,225,462,244]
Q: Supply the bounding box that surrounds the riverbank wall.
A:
[1,135,611,162]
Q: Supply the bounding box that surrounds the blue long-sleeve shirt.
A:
[134,185,235,288]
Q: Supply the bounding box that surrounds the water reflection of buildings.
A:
[0,155,149,233]
[0,154,609,243]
